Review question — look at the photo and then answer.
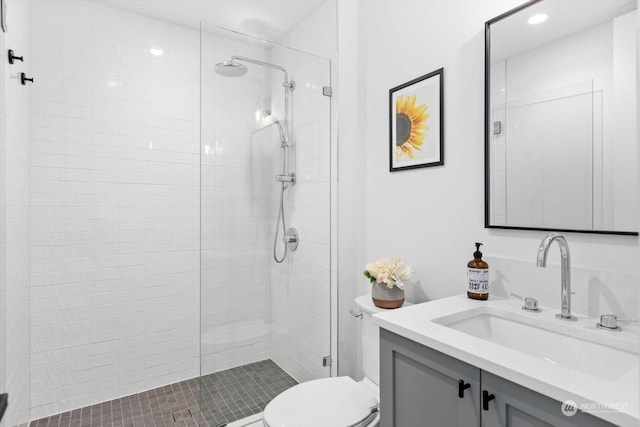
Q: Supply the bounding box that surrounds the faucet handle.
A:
[523,297,540,312]
[510,293,541,312]
[598,314,620,330]
[597,314,638,331]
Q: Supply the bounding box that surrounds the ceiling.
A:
[491,0,637,61]
[92,0,324,41]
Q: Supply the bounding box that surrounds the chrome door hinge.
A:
[323,86,332,97]
[323,356,333,367]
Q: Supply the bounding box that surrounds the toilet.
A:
[263,295,401,427]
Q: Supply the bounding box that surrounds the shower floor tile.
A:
[29,359,297,427]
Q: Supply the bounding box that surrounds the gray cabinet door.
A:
[481,371,616,427]
[380,329,481,427]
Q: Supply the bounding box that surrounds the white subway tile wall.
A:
[199,23,334,382]
[29,1,200,419]
[268,38,332,383]
[2,0,32,425]
[24,0,336,420]
[275,0,340,379]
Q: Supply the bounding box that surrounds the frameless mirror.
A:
[485,0,638,235]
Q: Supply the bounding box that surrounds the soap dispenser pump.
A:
[467,242,489,300]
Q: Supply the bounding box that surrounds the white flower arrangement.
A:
[363,256,414,290]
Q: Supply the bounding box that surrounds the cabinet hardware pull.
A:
[458,380,470,398]
[482,390,495,410]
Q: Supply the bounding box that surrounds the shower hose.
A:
[273,182,288,263]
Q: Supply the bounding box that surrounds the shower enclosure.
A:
[198,24,333,425]
[0,1,335,425]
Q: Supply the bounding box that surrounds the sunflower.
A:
[395,94,428,159]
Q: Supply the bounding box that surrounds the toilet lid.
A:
[263,376,379,427]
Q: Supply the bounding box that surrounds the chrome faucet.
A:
[536,233,576,321]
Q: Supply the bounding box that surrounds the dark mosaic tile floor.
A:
[30,360,297,427]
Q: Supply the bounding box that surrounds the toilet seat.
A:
[263,376,379,427]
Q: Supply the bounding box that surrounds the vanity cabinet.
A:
[380,329,615,427]
[379,329,480,426]
[480,371,614,427]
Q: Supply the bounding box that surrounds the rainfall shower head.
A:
[215,59,248,77]
[214,56,294,91]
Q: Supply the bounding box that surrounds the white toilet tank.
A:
[354,295,384,386]
[355,295,412,386]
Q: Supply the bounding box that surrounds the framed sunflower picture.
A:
[389,68,444,171]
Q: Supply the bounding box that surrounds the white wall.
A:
[0,0,32,425]
[28,0,200,418]
[337,0,639,378]
[612,11,638,232]
[336,0,366,379]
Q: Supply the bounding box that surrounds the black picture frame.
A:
[389,68,444,172]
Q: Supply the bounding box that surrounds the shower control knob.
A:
[283,228,299,251]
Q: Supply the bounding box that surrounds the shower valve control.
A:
[283,228,299,251]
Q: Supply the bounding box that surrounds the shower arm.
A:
[231,55,291,89]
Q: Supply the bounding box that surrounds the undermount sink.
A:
[373,294,640,426]
[434,307,638,381]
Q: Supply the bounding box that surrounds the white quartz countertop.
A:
[372,294,639,426]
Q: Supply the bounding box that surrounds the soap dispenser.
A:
[467,242,489,300]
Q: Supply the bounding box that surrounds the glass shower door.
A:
[198,23,332,426]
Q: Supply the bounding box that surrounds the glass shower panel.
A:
[199,24,331,426]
